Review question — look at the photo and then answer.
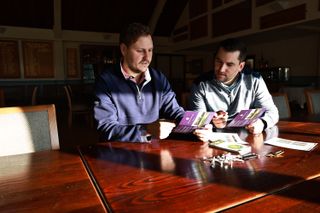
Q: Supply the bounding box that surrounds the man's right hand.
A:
[212,110,228,128]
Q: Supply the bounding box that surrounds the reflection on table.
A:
[0,151,106,212]
[225,177,320,212]
[283,114,320,123]
[277,120,320,135]
[78,121,320,212]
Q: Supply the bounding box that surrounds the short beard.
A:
[128,63,147,75]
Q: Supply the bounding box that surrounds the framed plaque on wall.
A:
[22,41,54,78]
[66,48,79,78]
[0,40,20,78]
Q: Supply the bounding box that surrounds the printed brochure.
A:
[208,132,251,155]
[227,108,266,127]
[173,111,215,133]
[264,137,317,151]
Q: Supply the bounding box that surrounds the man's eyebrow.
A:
[215,57,237,65]
[226,62,235,65]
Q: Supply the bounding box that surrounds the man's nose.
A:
[142,51,150,59]
[218,63,227,72]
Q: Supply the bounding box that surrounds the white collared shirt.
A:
[120,63,151,85]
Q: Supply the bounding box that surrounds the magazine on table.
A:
[173,111,215,133]
[264,137,318,151]
[208,132,251,155]
[227,108,266,127]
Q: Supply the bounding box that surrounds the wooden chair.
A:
[272,93,291,119]
[31,86,38,105]
[0,88,5,107]
[0,104,59,157]
[305,89,320,114]
[64,85,93,127]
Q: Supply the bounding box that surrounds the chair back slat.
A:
[63,85,92,127]
[272,93,291,119]
[305,89,320,114]
[64,86,73,110]
[0,88,5,107]
[31,86,38,105]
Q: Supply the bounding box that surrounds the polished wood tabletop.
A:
[283,114,320,123]
[224,176,320,212]
[277,120,320,135]
[0,151,106,212]
[78,121,320,212]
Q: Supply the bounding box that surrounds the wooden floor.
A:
[57,109,99,151]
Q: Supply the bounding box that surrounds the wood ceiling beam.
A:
[149,0,167,34]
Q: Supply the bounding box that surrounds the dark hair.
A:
[119,22,152,47]
[216,38,247,62]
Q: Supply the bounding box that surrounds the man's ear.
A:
[239,61,246,71]
[120,43,127,56]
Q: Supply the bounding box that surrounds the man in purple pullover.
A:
[94,23,185,142]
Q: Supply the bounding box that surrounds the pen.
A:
[274,150,285,156]
[231,135,237,142]
[242,152,256,158]
[242,155,259,160]
[241,153,259,160]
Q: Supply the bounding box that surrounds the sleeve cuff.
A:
[260,118,268,130]
[139,125,152,142]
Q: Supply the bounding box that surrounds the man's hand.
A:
[193,124,213,142]
[212,110,228,128]
[246,118,264,134]
[146,120,176,139]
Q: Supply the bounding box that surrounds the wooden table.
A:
[78,121,320,212]
[0,151,106,212]
[282,114,320,124]
[276,120,320,135]
[224,177,320,212]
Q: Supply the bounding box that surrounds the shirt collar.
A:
[120,62,151,84]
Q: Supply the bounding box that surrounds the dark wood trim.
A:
[212,0,223,9]
[173,33,189,42]
[212,0,252,37]
[260,4,306,29]
[189,0,207,18]
[172,25,188,36]
[255,0,275,7]
[190,16,208,40]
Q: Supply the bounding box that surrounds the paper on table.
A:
[208,133,252,155]
[210,133,248,144]
[264,137,318,151]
